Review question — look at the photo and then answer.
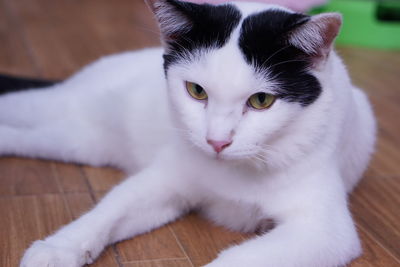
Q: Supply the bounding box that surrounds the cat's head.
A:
[146,0,342,168]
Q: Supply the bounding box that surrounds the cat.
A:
[0,0,376,266]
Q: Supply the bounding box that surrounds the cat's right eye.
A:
[247,92,276,110]
[186,81,208,101]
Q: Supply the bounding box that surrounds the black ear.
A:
[288,13,342,61]
[144,0,194,42]
[145,0,242,56]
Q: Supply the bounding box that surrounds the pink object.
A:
[207,139,233,153]
[185,0,327,12]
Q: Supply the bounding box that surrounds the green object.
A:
[310,0,400,50]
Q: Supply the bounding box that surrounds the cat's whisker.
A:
[268,59,309,69]
[267,70,285,82]
[134,25,162,38]
[255,154,270,164]
[260,45,291,67]
[249,153,269,166]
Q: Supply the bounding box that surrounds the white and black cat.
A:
[1,0,376,266]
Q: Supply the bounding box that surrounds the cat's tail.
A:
[0,73,58,95]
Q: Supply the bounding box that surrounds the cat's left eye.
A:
[186,81,208,101]
[247,92,276,110]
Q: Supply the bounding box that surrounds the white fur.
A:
[3,2,376,267]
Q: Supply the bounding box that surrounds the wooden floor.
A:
[0,0,399,266]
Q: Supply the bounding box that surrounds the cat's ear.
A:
[145,0,193,42]
[288,13,342,62]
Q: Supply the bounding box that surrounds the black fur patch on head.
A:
[163,1,241,70]
[239,10,322,106]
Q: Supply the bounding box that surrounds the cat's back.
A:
[328,53,376,192]
[56,47,172,170]
[64,47,165,93]
[339,85,376,192]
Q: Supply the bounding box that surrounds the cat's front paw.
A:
[20,240,86,267]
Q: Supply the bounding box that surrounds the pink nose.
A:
[207,139,232,153]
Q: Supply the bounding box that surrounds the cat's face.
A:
[166,41,302,161]
[146,0,341,164]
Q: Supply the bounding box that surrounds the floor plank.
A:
[0,158,59,196]
[53,163,89,193]
[83,166,125,192]
[123,259,192,267]
[351,175,400,259]
[0,194,70,267]
[367,138,400,177]
[0,0,38,76]
[91,247,120,267]
[6,0,159,79]
[0,158,20,195]
[63,192,94,219]
[349,225,400,267]
[170,213,251,267]
[117,226,186,263]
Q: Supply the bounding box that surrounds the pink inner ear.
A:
[317,14,342,49]
[289,13,342,59]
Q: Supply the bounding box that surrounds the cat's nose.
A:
[207,139,232,153]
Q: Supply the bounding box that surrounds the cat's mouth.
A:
[214,153,227,161]
[211,150,255,163]
[196,144,235,161]
[188,136,261,163]
[211,146,269,166]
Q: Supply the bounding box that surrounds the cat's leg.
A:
[20,148,193,267]
[204,168,361,267]
[0,85,125,167]
[0,84,64,126]
[0,122,120,167]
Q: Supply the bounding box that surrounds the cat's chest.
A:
[200,193,274,233]
[186,158,273,201]
[186,159,307,211]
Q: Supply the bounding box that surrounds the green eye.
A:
[186,81,207,100]
[247,93,276,110]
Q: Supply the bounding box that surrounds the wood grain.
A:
[117,226,186,262]
[5,0,160,79]
[0,194,70,267]
[91,247,120,267]
[63,192,94,219]
[0,157,59,196]
[0,0,37,76]
[123,259,192,267]
[170,213,251,267]
[83,166,125,192]
[0,158,19,195]
[349,226,400,267]
[351,175,400,259]
[53,163,89,193]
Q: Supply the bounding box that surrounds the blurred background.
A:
[0,0,399,267]
[0,0,160,79]
[311,0,400,49]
